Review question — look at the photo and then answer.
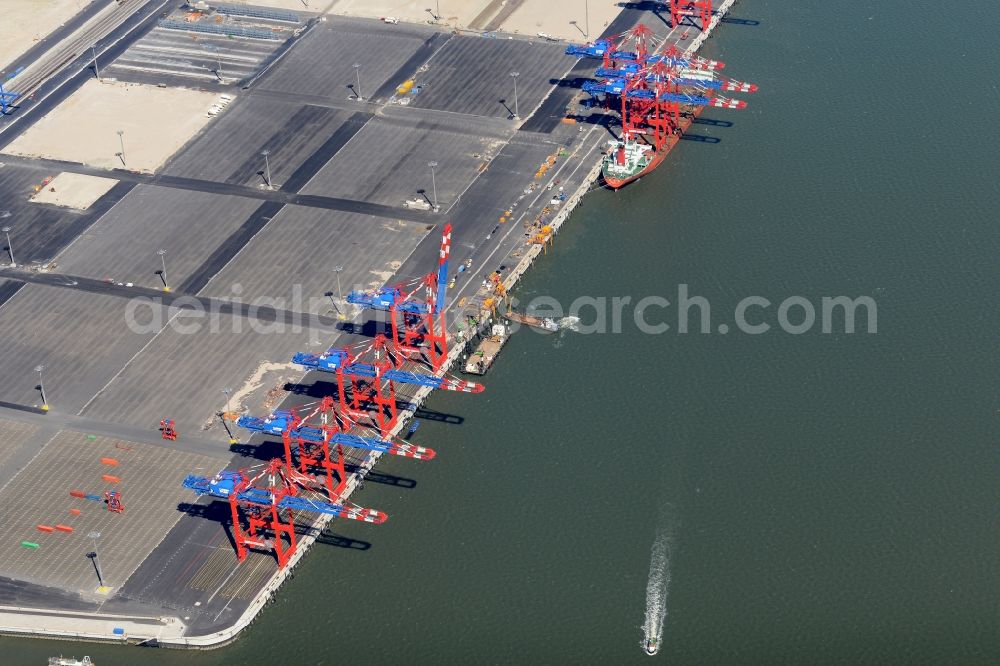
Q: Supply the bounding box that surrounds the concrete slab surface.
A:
[0,430,223,596]
[0,418,52,491]
[0,162,131,266]
[29,172,119,210]
[105,502,269,633]
[199,203,431,313]
[0,284,168,414]
[2,80,224,172]
[254,17,435,104]
[163,95,356,187]
[301,114,507,208]
[78,312,324,440]
[405,35,568,119]
[54,185,262,289]
[0,0,657,636]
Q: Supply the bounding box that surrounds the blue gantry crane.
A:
[0,82,19,115]
[237,411,436,460]
[581,79,747,109]
[593,65,757,92]
[291,346,484,393]
[183,460,386,568]
[292,334,482,437]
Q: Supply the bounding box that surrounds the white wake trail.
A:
[558,315,580,331]
[642,527,672,654]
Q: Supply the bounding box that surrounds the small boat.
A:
[49,658,94,666]
[505,310,559,333]
[644,637,659,656]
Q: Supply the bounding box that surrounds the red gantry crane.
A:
[670,0,713,32]
[293,333,483,437]
[346,223,453,371]
[236,396,436,500]
[183,458,386,568]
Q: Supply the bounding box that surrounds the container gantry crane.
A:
[238,408,436,462]
[183,458,386,568]
[346,223,453,371]
[582,78,748,109]
[593,65,757,93]
[293,334,483,436]
[670,0,713,32]
[0,83,18,115]
[565,38,725,72]
[236,398,436,497]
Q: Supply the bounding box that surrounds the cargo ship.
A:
[602,134,662,190]
[601,108,699,190]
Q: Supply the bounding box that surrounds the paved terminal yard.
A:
[55,186,264,288]
[0,431,223,597]
[0,0,714,642]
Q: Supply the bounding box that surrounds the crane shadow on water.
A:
[680,133,720,143]
[345,462,418,490]
[315,531,372,551]
[410,405,464,425]
[720,16,761,26]
[694,116,733,128]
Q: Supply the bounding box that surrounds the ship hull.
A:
[505,311,559,332]
[603,147,668,189]
[602,107,703,190]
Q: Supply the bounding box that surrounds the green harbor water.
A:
[6,0,1000,663]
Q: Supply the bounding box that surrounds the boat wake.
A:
[642,526,673,656]
[558,316,580,331]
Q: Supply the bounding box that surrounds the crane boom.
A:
[291,352,485,393]
[564,39,612,58]
[346,287,430,314]
[435,223,451,315]
[564,42,725,70]
[182,473,387,523]
[593,67,757,93]
[237,414,436,460]
[582,79,747,109]
[612,50,726,70]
